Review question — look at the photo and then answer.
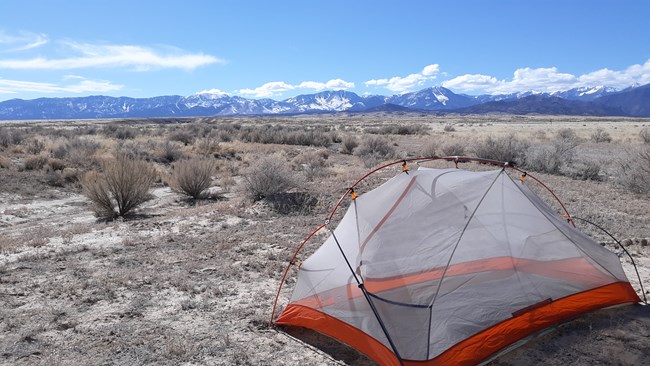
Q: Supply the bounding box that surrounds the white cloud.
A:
[365,64,440,93]
[579,59,650,89]
[422,64,440,76]
[297,78,354,91]
[238,81,295,98]
[238,78,355,97]
[0,40,221,71]
[0,77,123,94]
[442,74,499,92]
[195,88,228,96]
[0,31,48,52]
[442,59,650,95]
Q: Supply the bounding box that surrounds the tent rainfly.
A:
[272,161,641,366]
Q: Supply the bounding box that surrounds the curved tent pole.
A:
[271,156,577,324]
[270,223,326,325]
[571,216,648,304]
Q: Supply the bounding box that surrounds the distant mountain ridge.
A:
[0,83,648,120]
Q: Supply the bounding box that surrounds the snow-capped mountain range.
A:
[0,84,648,120]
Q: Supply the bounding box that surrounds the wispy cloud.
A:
[238,78,355,98]
[0,77,123,94]
[0,31,48,52]
[442,59,650,94]
[0,40,222,71]
[365,64,440,93]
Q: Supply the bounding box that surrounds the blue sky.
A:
[1,0,649,101]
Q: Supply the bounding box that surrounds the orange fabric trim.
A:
[276,282,640,366]
[275,304,401,366]
[422,281,640,366]
[294,256,613,309]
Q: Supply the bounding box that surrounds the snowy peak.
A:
[387,86,475,110]
[551,86,620,101]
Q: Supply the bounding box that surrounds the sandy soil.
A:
[1,115,649,366]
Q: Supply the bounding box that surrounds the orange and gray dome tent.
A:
[271,157,643,366]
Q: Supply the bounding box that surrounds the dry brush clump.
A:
[81,154,156,219]
[640,127,650,144]
[472,134,529,165]
[51,137,101,167]
[441,141,466,157]
[354,135,397,168]
[243,155,300,201]
[591,128,612,143]
[365,124,428,135]
[524,129,579,174]
[617,145,650,195]
[0,127,25,148]
[339,136,359,155]
[293,150,330,181]
[169,158,217,199]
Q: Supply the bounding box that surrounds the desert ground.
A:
[1,114,649,365]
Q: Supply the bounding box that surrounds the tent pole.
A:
[327,224,405,366]
[571,216,648,305]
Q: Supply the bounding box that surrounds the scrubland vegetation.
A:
[0,115,649,365]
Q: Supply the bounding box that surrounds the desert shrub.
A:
[340,136,359,155]
[264,192,317,215]
[472,134,529,165]
[170,158,216,199]
[47,158,66,171]
[45,170,65,187]
[116,140,156,161]
[590,128,612,143]
[244,156,300,201]
[354,135,397,168]
[25,138,46,154]
[441,141,466,157]
[24,155,49,170]
[443,124,456,132]
[525,128,581,174]
[52,137,100,166]
[556,128,577,142]
[61,168,81,183]
[81,154,156,219]
[640,127,650,144]
[156,141,184,163]
[423,141,437,158]
[239,125,331,147]
[565,160,602,181]
[366,124,427,135]
[532,130,547,140]
[169,130,195,145]
[0,156,10,169]
[552,129,579,163]
[286,130,331,147]
[102,124,138,140]
[294,151,329,181]
[330,131,342,143]
[524,146,563,174]
[195,137,220,157]
[617,146,650,195]
[0,127,25,148]
[218,174,236,193]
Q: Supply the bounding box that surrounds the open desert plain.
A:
[1,114,649,365]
